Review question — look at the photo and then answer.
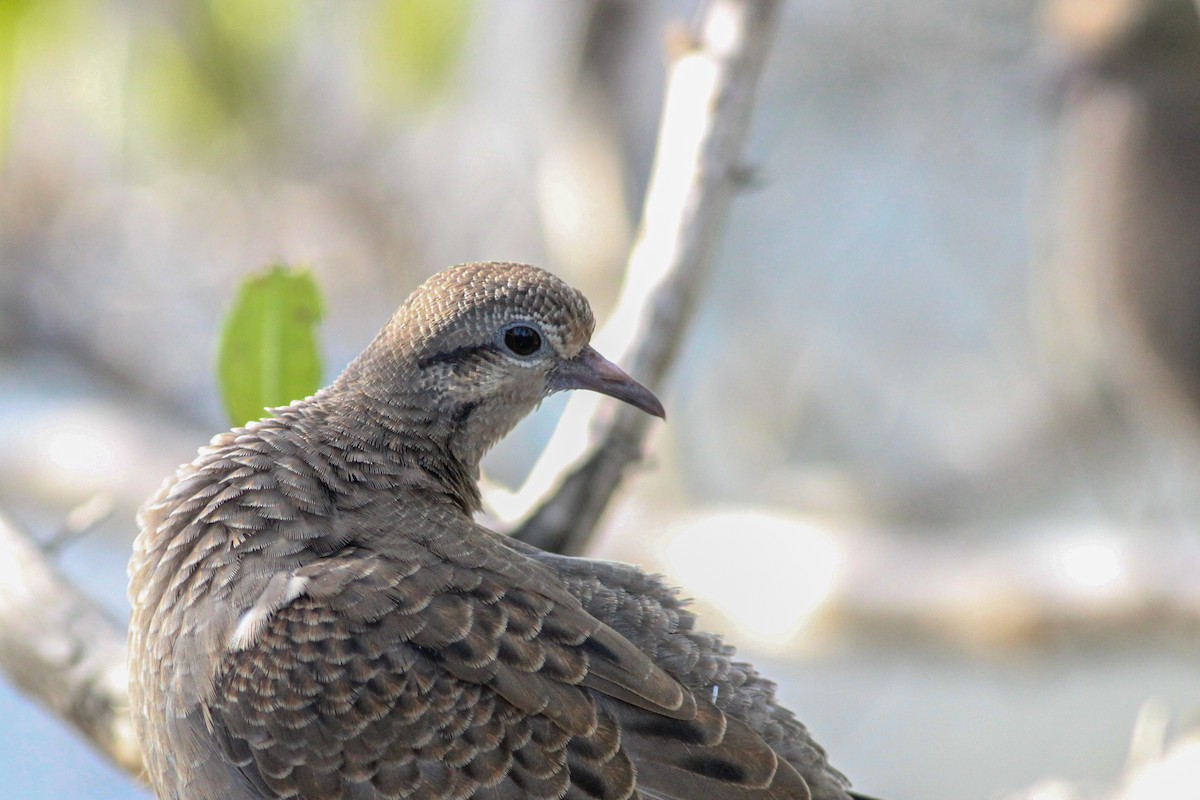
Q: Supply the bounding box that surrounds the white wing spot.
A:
[227,573,309,652]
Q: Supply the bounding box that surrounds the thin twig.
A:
[43,493,116,554]
[509,0,784,552]
[0,506,143,776]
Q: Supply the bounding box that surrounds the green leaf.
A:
[217,264,324,427]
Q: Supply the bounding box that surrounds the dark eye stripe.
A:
[417,344,499,369]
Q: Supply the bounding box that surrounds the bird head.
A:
[334,262,663,466]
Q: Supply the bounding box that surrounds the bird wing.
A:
[203,523,811,799]
[518,546,852,800]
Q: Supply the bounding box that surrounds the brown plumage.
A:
[129,262,857,800]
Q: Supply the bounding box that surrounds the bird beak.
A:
[548,346,666,419]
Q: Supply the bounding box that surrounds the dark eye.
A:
[503,324,542,357]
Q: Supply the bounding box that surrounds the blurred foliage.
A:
[127,0,473,162]
[129,0,303,162]
[0,0,32,155]
[0,0,80,159]
[364,0,474,108]
[218,264,324,427]
[0,0,474,163]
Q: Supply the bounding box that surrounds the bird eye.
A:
[503,324,542,357]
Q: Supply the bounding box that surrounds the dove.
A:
[129,262,862,800]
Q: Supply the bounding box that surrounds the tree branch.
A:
[507,0,784,553]
[0,506,143,777]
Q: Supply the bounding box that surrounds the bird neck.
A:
[313,379,485,516]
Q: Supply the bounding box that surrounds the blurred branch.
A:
[1004,700,1200,799]
[43,493,115,554]
[0,505,142,777]
[506,0,784,553]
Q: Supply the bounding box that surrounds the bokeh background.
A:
[5,1,1200,798]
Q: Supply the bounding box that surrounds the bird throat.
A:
[315,383,486,517]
